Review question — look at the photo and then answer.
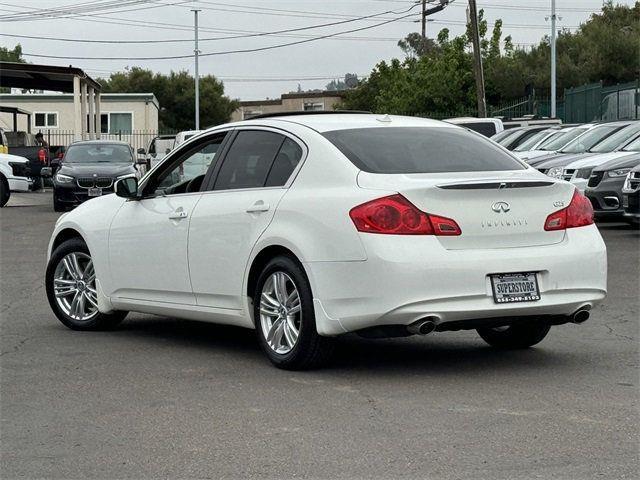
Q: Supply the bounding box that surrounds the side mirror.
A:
[137,147,146,155]
[115,177,139,199]
[40,167,52,178]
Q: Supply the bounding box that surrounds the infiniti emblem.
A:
[491,201,510,213]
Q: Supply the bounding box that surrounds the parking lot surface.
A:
[1,193,639,479]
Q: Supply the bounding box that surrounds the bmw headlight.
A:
[607,168,631,178]
[55,173,74,184]
[547,167,563,179]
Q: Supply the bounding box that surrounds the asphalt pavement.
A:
[1,193,639,479]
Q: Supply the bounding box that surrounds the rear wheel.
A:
[46,238,127,330]
[477,322,550,349]
[0,174,9,207]
[254,255,334,370]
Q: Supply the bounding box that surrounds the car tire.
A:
[46,237,127,331]
[254,255,334,370]
[0,174,9,208]
[477,322,551,349]
[53,196,65,212]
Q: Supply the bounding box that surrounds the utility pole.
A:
[421,0,426,39]
[550,0,557,118]
[192,8,201,130]
[468,0,487,117]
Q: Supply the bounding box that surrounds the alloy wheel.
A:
[53,252,99,322]
[259,271,302,355]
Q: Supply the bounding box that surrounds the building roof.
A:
[0,62,101,93]
[238,90,346,107]
[0,92,160,109]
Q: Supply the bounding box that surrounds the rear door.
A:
[188,128,305,310]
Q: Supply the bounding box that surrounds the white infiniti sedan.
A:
[45,113,607,369]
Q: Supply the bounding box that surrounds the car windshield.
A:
[513,130,555,152]
[560,124,624,153]
[64,144,132,163]
[491,129,520,143]
[621,135,640,152]
[590,123,640,153]
[323,127,525,174]
[538,128,587,151]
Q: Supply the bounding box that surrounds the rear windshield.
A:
[64,144,132,163]
[323,127,525,174]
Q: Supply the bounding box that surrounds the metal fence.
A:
[564,80,640,123]
[41,130,174,153]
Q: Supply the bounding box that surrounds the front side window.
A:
[323,127,525,174]
[214,130,286,190]
[148,133,226,196]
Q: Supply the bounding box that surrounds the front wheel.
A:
[254,256,334,370]
[477,322,550,349]
[46,238,127,330]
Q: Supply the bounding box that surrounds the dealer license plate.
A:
[490,272,540,304]
[88,187,103,197]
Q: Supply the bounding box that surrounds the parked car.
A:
[533,121,635,175]
[138,134,176,170]
[44,113,606,370]
[491,125,550,151]
[622,164,640,225]
[444,117,503,137]
[515,124,595,162]
[41,140,143,212]
[4,131,49,181]
[0,152,31,207]
[561,126,640,190]
[174,130,202,148]
[512,128,563,154]
[585,152,640,220]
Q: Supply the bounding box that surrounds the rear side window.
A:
[459,122,497,137]
[215,130,285,190]
[265,138,303,187]
[323,127,525,174]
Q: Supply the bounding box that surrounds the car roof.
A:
[215,113,456,134]
[70,140,131,146]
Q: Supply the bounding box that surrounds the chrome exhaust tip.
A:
[572,309,590,324]
[407,318,437,335]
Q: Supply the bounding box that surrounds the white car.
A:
[44,113,607,369]
[0,152,31,207]
[173,130,202,148]
[514,125,595,162]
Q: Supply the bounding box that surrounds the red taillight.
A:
[544,190,594,231]
[38,148,46,164]
[349,194,461,236]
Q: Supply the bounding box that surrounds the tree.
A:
[99,67,238,131]
[0,44,25,63]
[325,73,359,91]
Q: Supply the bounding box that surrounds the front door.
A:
[107,132,228,304]
[188,129,304,310]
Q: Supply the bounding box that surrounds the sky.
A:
[0,0,636,101]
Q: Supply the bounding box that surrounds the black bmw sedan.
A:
[45,141,142,212]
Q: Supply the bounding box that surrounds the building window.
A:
[243,110,263,120]
[108,112,133,134]
[303,102,324,111]
[87,113,110,133]
[34,112,58,129]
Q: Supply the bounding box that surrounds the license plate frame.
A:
[490,272,541,304]
[87,187,103,197]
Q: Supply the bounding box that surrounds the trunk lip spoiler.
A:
[437,181,554,190]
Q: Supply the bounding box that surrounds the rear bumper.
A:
[306,225,607,336]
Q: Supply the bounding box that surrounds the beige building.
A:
[0,93,159,134]
[231,91,346,122]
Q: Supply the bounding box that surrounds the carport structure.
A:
[0,62,101,141]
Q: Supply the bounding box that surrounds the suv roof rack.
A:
[247,110,372,120]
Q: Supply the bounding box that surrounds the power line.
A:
[20,3,422,61]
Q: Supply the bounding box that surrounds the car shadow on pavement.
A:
[104,315,572,374]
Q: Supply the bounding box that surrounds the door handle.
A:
[246,201,270,213]
[168,209,188,220]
